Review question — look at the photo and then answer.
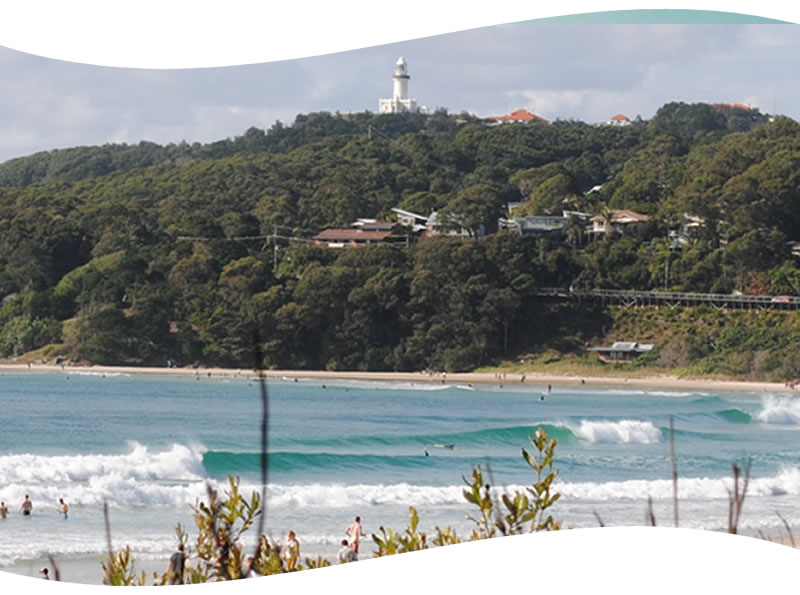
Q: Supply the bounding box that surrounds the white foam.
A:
[757,396,800,424]
[67,371,131,378]
[0,442,206,485]
[573,420,661,444]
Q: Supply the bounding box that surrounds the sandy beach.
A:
[0,362,793,394]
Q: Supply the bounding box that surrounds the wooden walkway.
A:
[532,287,800,310]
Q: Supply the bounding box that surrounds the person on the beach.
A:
[280,530,300,571]
[59,498,69,519]
[0,502,8,519]
[337,539,357,563]
[20,494,32,516]
[166,544,186,584]
[40,567,49,580]
[345,516,365,553]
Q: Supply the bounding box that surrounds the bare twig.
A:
[103,502,114,583]
[776,511,795,548]
[669,416,678,528]
[726,459,751,534]
[646,496,657,527]
[252,331,270,562]
[47,554,61,582]
[592,509,605,527]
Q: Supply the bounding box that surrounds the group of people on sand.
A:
[0,496,69,519]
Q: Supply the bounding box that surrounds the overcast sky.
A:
[1,23,799,164]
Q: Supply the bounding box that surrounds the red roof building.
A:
[606,113,631,126]
[488,109,548,124]
[712,103,751,112]
[312,228,392,248]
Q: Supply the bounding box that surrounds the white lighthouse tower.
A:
[379,57,421,114]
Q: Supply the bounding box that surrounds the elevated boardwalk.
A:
[532,287,800,310]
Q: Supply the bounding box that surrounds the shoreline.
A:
[0,362,794,394]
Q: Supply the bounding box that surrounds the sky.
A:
[1,23,799,164]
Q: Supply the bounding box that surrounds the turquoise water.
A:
[1,371,800,578]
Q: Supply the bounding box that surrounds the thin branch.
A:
[592,509,605,527]
[727,459,751,534]
[252,331,270,563]
[669,416,678,528]
[646,496,657,527]
[776,511,795,548]
[103,502,114,583]
[47,555,61,582]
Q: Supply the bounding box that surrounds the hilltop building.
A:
[379,57,426,114]
[487,109,548,124]
[605,114,631,126]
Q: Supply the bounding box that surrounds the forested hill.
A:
[1,101,799,377]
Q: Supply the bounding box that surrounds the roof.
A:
[353,221,395,232]
[313,229,392,242]
[587,342,654,353]
[590,209,650,224]
[713,102,751,111]
[391,207,429,221]
[610,114,630,121]
[488,109,548,123]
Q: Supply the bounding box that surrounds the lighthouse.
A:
[379,57,424,114]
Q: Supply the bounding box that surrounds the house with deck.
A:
[587,341,655,363]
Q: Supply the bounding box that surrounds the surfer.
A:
[59,498,69,519]
[423,448,430,457]
[540,394,545,401]
[20,494,32,516]
[444,444,455,450]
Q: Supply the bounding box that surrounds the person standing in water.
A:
[345,516,365,554]
[166,544,186,584]
[59,498,69,519]
[0,502,8,518]
[20,495,32,516]
[280,530,300,571]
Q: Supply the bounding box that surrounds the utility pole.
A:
[273,223,278,271]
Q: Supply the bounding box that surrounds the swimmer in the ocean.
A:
[59,498,69,519]
[20,494,32,516]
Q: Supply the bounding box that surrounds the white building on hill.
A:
[379,57,426,114]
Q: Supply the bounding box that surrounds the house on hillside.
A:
[487,109,548,124]
[605,114,631,126]
[425,211,485,238]
[712,102,751,112]
[668,214,706,248]
[391,208,429,232]
[313,218,400,248]
[312,228,393,248]
[586,341,654,363]
[588,209,650,236]
[499,215,567,236]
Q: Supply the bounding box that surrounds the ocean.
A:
[1,371,799,583]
